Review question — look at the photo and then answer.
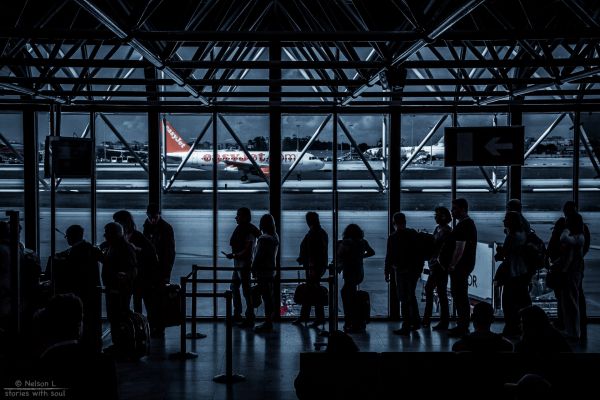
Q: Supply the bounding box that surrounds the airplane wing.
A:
[223,160,270,181]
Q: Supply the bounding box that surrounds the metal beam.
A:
[73,0,209,105]
[340,0,488,105]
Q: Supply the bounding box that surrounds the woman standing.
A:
[422,207,452,330]
[251,214,279,333]
[337,224,375,333]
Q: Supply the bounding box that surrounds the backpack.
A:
[522,230,547,273]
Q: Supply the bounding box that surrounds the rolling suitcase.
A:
[119,310,150,360]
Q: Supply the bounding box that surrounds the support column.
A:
[508,104,523,201]
[269,40,282,318]
[146,66,161,208]
[23,108,39,251]
[388,95,401,320]
[573,111,580,207]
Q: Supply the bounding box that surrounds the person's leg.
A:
[422,273,436,327]
[230,270,243,319]
[240,268,255,323]
[449,271,470,334]
[408,274,421,329]
[579,270,587,338]
[340,283,354,330]
[434,271,449,328]
[394,272,411,334]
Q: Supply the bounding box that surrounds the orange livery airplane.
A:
[164,120,324,182]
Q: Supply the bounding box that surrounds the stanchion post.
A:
[191,267,197,337]
[187,266,207,340]
[213,290,245,384]
[170,276,198,360]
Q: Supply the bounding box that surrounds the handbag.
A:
[545,269,562,290]
[294,283,328,306]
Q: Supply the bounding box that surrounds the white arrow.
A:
[485,137,513,156]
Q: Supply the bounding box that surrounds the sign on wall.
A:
[444,126,524,166]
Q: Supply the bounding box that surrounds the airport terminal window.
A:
[338,114,388,318]
[400,113,453,317]
[281,114,334,319]
[0,112,24,234]
[37,112,92,266]
[216,115,269,317]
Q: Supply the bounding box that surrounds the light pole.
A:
[295,124,300,151]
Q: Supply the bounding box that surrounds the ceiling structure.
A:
[1,0,600,112]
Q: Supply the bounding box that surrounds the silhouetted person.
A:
[36,294,118,400]
[551,212,585,340]
[143,203,176,283]
[422,206,452,331]
[113,210,161,336]
[550,201,590,339]
[495,212,532,337]
[100,222,137,353]
[226,207,261,328]
[385,212,423,335]
[252,214,279,333]
[448,198,478,337]
[452,301,513,352]
[514,305,571,355]
[337,224,375,333]
[51,225,103,352]
[294,211,328,327]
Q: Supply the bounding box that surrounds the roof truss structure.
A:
[1,0,600,111]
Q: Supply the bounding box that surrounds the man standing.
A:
[143,203,176,284]
[53,225,103,352]
[294,212,328,327]
[448,198,478,337]
[385,212,424,335]
[226,207,261,328]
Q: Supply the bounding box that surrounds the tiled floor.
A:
[114,320,600,400]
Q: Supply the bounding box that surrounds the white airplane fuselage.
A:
[167,150,324,172]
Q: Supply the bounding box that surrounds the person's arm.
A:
[449,240,466,271]
[363,240,375,258]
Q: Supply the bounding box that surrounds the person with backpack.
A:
[385,213,424,335]
[495,211,532,337]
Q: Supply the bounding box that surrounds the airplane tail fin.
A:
[163,119,191,153]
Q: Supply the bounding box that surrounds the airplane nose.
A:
[317,159,325,170]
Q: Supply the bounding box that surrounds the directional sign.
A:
[444,126,524,166]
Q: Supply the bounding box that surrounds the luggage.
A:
[158,283,183,327]
[294,283,328,306]
[354,290,371,324]
[119,311,150,360]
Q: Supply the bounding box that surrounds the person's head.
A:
[562,200,578,219]
[112,210,135,234]
[103,222,124,243]
[503,211,523,233]
[504,373,552,399]
[38,294,83,344]
[326,330,359,353]
[392,212,406,230]
[519,305,552,337]
[146,203,161,224]
[235,207,251,225]
[451,198,469,220]
[434,206,451,226]
[471,301,495,331]
[65,224,84,246]
[565,212,584,235]
[305,211,320,228]
[0,221,9,242]
[259,213,276,235]
[342,224,364,241]
[507,198,523,213]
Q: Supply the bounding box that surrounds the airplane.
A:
[163,121,325,182]
[364,137,445,162]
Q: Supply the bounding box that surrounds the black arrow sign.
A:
[444,126,524,166]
